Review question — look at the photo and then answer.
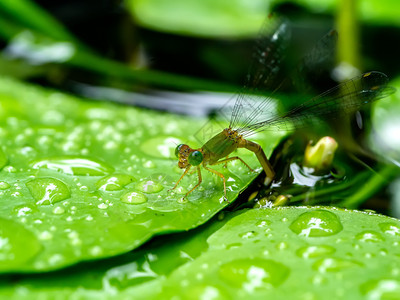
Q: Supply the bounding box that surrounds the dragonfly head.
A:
[175,144,203,169]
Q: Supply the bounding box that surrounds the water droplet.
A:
[379,222,400,237]
[360,279,400,298]
[177,197,188,204]
[96,174,135,191]
[13,205,38,217]
[312,257,362,273]
[38,231,53,240]
[239,231,258,239]
[310,274,328,286]
[379,249,388,256]
[276,241,288,250]
[137,180,163,193]
[226,243,242,249]
[4,166,16,173]
[121,191,148,204]
[0,217,42,271]
[355,231,384,243]
[257,220,272,227]
[219,258,289,291]
[97,203,108,209]
[173,186,188,195]
[0,181,10,190]
[52,206,65,215]
[31,156,113,176]
[296,245,336,259]
[26,177,70,205]
[289,210,343,237]
[143,160,156,168]
[89,245,103,256]
[48,254,64,266]
[364,252,374,259]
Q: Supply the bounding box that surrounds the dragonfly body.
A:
[172,128,275,200]
[202,128,240,164]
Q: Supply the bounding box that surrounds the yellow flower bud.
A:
[304,136,338,171]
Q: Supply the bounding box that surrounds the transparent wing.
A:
[229,21,340,134]
[292,30,338,94]
[235,71,396,136]
[229,17,291,131]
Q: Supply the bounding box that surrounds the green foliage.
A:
[0,77,283,272]
[127,0,400,38]
[126,0,269,37]
[2,207,400,299]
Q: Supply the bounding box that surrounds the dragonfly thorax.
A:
[224,128,242,140]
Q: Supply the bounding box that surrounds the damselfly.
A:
[170,20,395,201]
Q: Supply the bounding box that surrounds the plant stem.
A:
[340,164,400,208]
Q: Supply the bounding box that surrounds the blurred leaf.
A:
[2,207,400,299]
[126,0,270,37]
[0,10,237,91]
[370,76,400,163]
[0,76,284,272]
[0,0,77,42]
[298,0,400,26]
[126,0,400,39]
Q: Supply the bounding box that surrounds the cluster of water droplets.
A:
[154,208,400,298]
[0,82,214,271]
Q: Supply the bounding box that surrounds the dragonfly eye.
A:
[188,151,203,166]
[175,144,185,158]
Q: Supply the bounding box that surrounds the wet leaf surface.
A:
[0,76,283,272]
[2,207,400,299]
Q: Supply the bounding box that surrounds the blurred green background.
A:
[1,0,399,97]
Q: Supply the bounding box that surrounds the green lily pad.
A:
[0,76,284,272]
[2,207,400,299]
[146,207,400,299]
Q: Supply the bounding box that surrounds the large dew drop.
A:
[0,181,10,190]
[360,279,400,299]
[26,177,71,205]
[31,156,113,176]
[218,258,289,291]
[355,231,384,243]
[312,257,363,273]
[121,191,148,204]
[96,174,136,191]
[137,180,163,194]
[379,222,400,237]
[296,245,336,259]
[289,210,343,237]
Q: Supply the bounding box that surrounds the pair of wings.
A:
[228,18,395,137]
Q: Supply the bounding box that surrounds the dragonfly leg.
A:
[203,165,228,201]
[212,156,255,172]
[223,156,229,168]
[168,165,191,192]
[183,166,202,199]
[239,139,275,185]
